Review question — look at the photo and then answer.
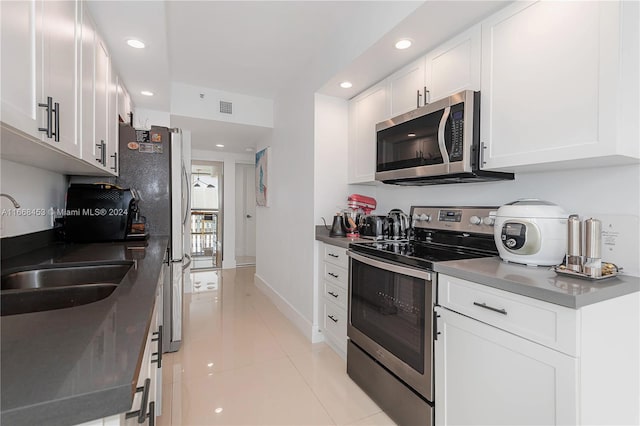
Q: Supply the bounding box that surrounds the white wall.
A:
[0,159,68,238]
[191,149,253,269]
[349,164,640,276]
[314,94,349,224]
[171,82,273,128]
[254,3,423,341]
[133,107,171,129]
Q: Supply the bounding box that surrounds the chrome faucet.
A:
[0,193,20,208]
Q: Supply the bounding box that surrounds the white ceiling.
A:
[171,114,271,153]
[88,1,509,153]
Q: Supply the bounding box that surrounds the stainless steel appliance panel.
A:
[348,251,435,401]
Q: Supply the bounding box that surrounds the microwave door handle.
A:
[438,106,451,167]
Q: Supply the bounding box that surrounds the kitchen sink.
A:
[0,262,133,316]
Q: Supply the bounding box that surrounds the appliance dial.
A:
[419,213,431,222]
[482,216,495,226]
[469,215,481,225]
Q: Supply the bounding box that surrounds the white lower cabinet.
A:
[319,242,349,357]
[435,274,640,425]
[435,306,577,425]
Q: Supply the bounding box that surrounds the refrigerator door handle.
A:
[182,164,190,227]
[182,253,192,270]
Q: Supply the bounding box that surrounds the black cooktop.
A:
[349,233,498,270]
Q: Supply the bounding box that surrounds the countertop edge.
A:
[434,258,640,309]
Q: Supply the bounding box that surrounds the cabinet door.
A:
[435,307,578,426]
[0,0,42,139]
[94,38,109,168]
[41,0,80,156]
[348,81,388,183]
[481,1,624,171]
[107,64,118,174]
[80,6,97,165]
[388,57,425,116]
[424,24,480,103]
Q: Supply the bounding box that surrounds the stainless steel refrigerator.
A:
[117,124,191,352]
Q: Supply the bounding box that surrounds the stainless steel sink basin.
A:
[1,262,133,316]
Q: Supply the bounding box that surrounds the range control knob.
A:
[482,216,495,226]
[419,213,431,222]
[469,215,482,225]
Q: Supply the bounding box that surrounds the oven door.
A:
[347,250,435,401]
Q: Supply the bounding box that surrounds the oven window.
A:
[350,258,427,373]
[377,109,446,172]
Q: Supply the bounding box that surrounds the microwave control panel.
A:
[449,103,465,162]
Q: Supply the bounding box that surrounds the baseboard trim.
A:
[254,272,324,343]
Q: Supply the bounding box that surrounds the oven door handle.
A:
[347,251,432,281]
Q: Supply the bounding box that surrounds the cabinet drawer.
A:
[323,262,348,289]
[324,301,347,343]
[324,281,347,310]
[324,244,349,269]
[438,274,579,356]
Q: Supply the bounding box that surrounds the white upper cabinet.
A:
[106,62,118,174]
[1,0,42,140]
[41,0,80,157]
[385,24,481,118]
[348,81,389,184]
[424,25,481,104]
[1,0,120,176]
[480,0,639,171]
[387,58,425,117]
[80,6,98,167]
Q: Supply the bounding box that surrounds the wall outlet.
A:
[587,214,640,277]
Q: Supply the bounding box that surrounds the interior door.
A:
[235,163,256,264]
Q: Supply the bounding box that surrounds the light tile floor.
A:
[158,267,397,426]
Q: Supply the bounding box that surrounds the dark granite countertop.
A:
[434,257,640,309]
[315,225,371,249]
[1,236,168,426]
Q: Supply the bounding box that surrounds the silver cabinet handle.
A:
[96,141,104,163]
[328,291,339,298]
[473,301,507,315]
[424,86,430,105]
[327,253,339,258]
[416,89,422,108]
[480,141,487,167]
[327,272,339,279]
[38,97,53,139]
[110,152,118,172]
[328,315,338,323]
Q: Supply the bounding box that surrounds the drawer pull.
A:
[328,315,338,323]
[327,272,339,279]
[328,253,339,258]
[152,325,163,368]
[125,378,150,423]
[327,291,339,298]
[473,301,507,315]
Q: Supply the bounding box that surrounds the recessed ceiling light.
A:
[340,81,353,89]
[216,144,224,148]
[395,39,412,50]
[126,39,145,49]
[408,133,416,137]
[141,91,154,96]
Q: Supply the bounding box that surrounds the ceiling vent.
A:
[219,101,233,114]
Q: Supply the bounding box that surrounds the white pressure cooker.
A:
[494,199,568,266]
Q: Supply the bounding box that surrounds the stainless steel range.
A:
[347,206,499,426]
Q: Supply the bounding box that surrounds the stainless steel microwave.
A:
[375,90,513,185]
